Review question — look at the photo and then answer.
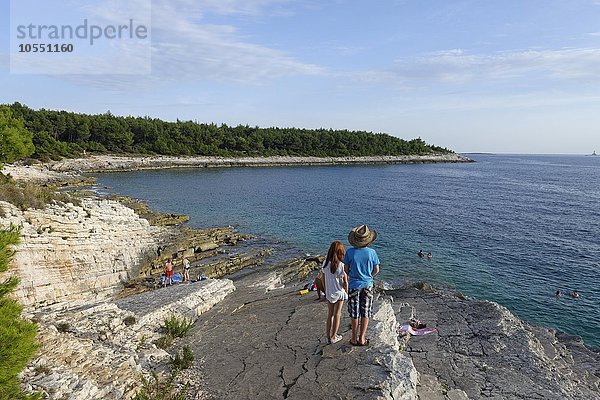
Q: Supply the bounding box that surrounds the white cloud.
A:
[149,1,323,84]
[359,48,600,88]
[188,0,294,16]
[391,92,600,114]
[20,0,322,90]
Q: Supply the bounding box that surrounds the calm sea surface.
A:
[96,154,600,347]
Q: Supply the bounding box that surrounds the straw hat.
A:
[348,224,377,248]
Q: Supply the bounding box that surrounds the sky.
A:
[2,0,600,154]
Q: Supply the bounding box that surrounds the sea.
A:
[95,154,600,348]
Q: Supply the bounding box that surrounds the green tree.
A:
[4,102,453,159]
[0,225,39,400]
[0,106,35,164]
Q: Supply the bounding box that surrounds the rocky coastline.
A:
[1,158,598,400]
[2,153,472,180]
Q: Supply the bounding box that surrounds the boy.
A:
[343,224,380,346]
[163,258,174,287]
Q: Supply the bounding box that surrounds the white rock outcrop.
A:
[0,199,170,311]
[21,279,235,400]
[371,301,419,400]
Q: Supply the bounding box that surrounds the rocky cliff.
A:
[20,279,235,399]
[0,198,171,310]
[160,258,420,400]
[389,285,600,400]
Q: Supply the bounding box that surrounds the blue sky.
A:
[2,0,600,153]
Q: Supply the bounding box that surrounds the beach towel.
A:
[304,279,317,291]
[161,272,183,285]
[397,324,437,336]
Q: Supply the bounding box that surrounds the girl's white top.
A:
[323,261,348,303]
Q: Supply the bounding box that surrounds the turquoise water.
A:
[96,154,600,347]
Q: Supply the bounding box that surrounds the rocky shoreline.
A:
[2,153,472,180]
[1,158,599,400]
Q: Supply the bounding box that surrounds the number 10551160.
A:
[18,43,74,52]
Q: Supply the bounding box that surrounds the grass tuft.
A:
[133,370,189,400]
[0,173,81,210]
[170,346,194,371]
[162,315,192,339]
[153,336,174,350]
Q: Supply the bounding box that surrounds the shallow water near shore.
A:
[96,154,600,347]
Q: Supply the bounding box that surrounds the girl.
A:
[182,257,191,282]
[323,241,349,344]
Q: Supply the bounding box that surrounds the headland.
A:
[2,153,472,180]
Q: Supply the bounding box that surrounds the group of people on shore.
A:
[162,256,191,287]
[318,224,380,346]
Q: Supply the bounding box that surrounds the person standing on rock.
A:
[344,225,380,346]
[163,258,174,287]
[323,241,349,344]
[182,257,191,282]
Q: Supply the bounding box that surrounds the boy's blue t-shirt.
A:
[343,247,380,290]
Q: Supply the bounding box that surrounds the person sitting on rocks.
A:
[182,257,191,282]
[163,258,174,287]
[409,318,427,329]
[344,225,380,346]
[315,269,325,301]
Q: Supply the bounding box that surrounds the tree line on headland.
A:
[2,102,451,163]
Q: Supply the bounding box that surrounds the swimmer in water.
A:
[571,290,580,298]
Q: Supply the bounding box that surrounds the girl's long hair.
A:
[326,241,346,274]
